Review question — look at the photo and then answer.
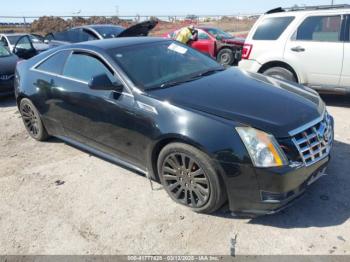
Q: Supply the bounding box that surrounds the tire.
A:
[19,98,49,141]
[263,66,297,82]
[217,48,234,66]
[157,143,226,214]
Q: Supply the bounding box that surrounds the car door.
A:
[51,51,143,167]
[340,15,350,89]
[31,50,72,136]
[117,20,158,37]
[13,35,38,59]
[190,30,215,57]
[284,14,344,87]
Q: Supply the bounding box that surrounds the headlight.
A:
[236,127,288,167]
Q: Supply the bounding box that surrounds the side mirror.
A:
[216,35,223,41]
[88,74,123,91]
[44,39,49,44]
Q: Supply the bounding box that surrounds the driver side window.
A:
[81,29,99,42]
[16,36,33,50]
[198,31,210,40]
[63,52,115,83]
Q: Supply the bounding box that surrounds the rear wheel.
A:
[19,98,49,141]
[217,48,234,66]
[263,66,297,82]
[157,143,226,214]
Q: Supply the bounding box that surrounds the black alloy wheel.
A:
[20,98,49,141]
[158,143,226,213]
[162,152,210,208]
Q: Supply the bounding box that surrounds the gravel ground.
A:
[0,95,349,255]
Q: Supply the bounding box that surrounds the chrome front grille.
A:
[292,112,333,166]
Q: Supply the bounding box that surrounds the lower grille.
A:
[0,74,14,81]
[292,112,333,166]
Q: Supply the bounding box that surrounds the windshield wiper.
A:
[195,67,225,77]
[148,67,225,90]
[150,77,201,90]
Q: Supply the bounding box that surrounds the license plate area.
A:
[307,167,327,186]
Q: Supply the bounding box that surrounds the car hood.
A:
[118,20,158,37]
[148,68,324,138]
[221,37,245,46]
[0,54,18,74]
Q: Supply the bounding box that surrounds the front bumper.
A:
[223,156,331,217]
[221,111,334,217]
[238,59,261,72]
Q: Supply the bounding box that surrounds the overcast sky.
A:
[0,0,348,17]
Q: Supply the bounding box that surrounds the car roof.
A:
[264,6,350,17]
[73,24,125,30]
[65,37,169,50]
[0,33,27,37]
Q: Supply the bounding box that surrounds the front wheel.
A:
[217,48,234,66]
[19,98,49,141]
[157,143,226,214]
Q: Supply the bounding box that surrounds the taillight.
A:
[242,44,253,60]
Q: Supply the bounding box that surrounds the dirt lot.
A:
[0,95,349,255]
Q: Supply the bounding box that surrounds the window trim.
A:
[82,28,101,40]
[291,14,345,43]
[344,15,350,42]
[62,51,116,83]
[31,48,134,97]
[34,49,72,76]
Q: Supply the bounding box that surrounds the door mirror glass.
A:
[89,74,123,91]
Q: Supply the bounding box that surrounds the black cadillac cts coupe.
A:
[15,37,334,216]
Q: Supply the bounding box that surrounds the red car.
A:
[164,26,245,66]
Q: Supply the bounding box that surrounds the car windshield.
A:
[206,28,233,39]
[109,41,223,90]
[0,44,11,57]
[93,26,125,39]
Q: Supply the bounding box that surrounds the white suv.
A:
[239,5,350,95]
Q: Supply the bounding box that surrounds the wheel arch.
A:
[258,61,299,83]
[149,135,225,184]
[16,93,29,108]
[216,45,236,56]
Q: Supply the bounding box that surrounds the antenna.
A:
[115,5,119,16]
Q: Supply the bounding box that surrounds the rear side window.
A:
[253,16,295,40]
[36,50,71,75]
[296,15,341,42]
[63,53,115,83]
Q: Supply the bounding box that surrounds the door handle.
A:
[291,46,305,52]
